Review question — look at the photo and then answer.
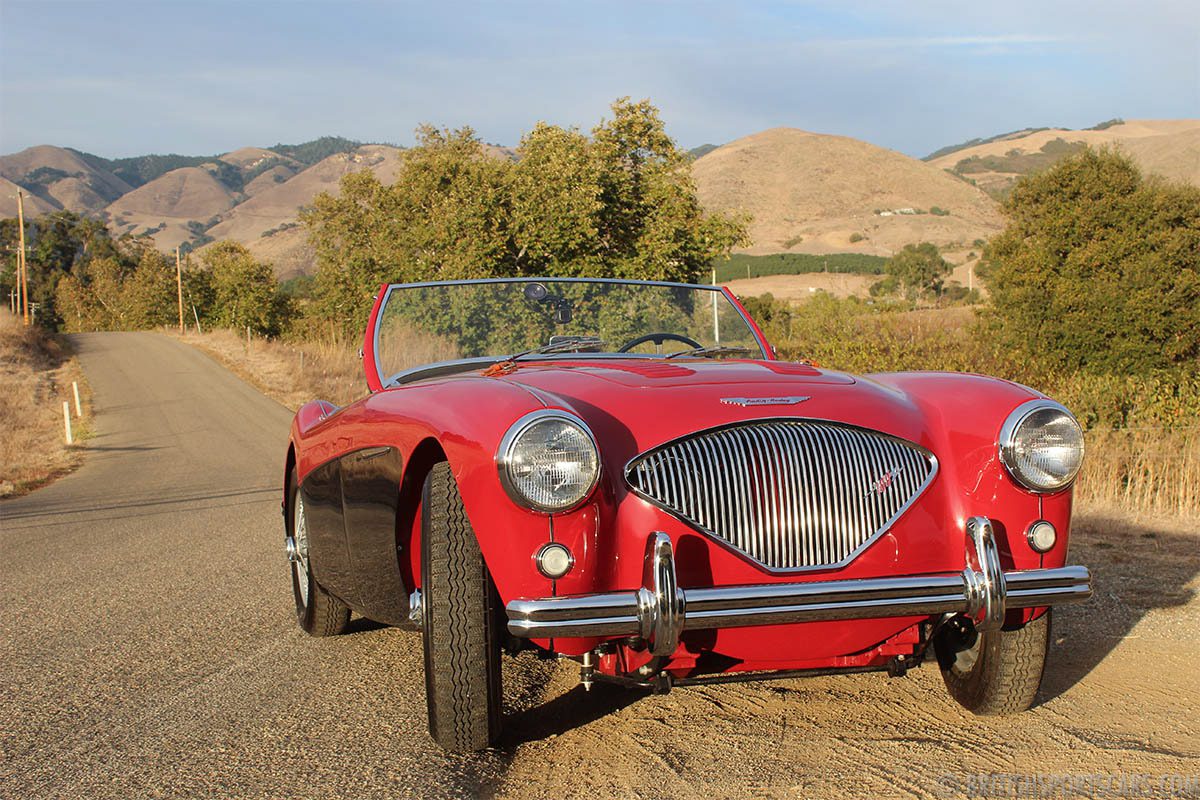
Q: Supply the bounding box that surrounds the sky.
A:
[1,0,1197,159]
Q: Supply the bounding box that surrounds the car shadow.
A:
[500,679,644,748]
[1037,512,1199,704]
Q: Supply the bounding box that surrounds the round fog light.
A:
[1027,520,1057,553]
[534,543,574,579]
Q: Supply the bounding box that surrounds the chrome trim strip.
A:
[624,418,939,573]
[505,525,1093,647]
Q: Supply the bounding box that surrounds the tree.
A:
[199,242,285,335]
[123,249,177,328]
[979,147,1200,374]
[873,242,952,300]
[303,98,749,332]
[1,210,122,328]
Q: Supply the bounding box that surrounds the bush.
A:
[877,242,952,300]
[848,232,865,243]
[979,147,1200,374]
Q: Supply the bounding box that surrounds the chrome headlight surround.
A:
[497,409,601,513]
[998,399,1084,493]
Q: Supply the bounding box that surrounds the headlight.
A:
[998,400,1084,493]
[497,410,600,512]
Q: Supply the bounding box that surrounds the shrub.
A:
[979,147,1200,374]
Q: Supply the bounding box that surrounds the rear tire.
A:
[287,469,350,637]
[936,611,1050,715]
[421,462,503,752]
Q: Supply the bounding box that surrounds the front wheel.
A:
[421,462,503,752]
[935,611,1051,715]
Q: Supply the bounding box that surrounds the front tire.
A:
[936,611,1051,715]
[420,461,503,752]
[287,469,350,637]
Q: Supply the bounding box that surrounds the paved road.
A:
[1,333,506,799]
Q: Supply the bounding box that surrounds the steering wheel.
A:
[617,332,703,353]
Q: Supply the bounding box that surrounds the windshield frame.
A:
[362,277,774,390]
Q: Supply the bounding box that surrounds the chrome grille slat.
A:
[627,420,937,571]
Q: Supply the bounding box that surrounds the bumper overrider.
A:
[506,517,1092,656]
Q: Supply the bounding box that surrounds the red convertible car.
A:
[284,278,1092,752]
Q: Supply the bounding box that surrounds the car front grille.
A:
[625,420,937,570]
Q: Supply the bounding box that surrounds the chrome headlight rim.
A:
[998,399,1084,494]
[496,409,601,514]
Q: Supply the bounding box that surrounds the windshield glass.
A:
[373,279,764,384]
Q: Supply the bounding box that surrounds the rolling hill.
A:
[0,145,132,213]
[204,144,405,277]
[106,165,241,252]
[3,120,1196,277]
[692,128,1004,260]
[928,119,1200,198]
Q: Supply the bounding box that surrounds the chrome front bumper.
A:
[506,517,1093,656]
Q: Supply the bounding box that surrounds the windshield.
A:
[372,278,766,384]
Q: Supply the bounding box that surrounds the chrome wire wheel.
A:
[292,492,311,608]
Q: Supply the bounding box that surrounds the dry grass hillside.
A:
[204,144,405,277]
[243,164,299,196]
[0,145,132,214]
[0,311,91,498]
[107,166,240,252]
[930,119,1200,197]
[218,146,299,170]
[0,177,59,217]
[693,128,1003,259]
[220,147,301,196]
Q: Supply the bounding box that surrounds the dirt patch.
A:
[491,510,1200,799]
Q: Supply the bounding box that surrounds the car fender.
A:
[865,371,1075,574]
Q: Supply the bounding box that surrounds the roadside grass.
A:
[0,310,93,498]
[171,328,366,410]
[1076,427,1200,519]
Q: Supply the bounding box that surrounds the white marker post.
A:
[72,381,82,417]
[63,401,73,445]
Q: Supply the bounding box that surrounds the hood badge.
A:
[866,466,904,498]
[720,396,811,407]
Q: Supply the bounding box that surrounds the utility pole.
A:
[17,190,29,325]
[175,247,185,333]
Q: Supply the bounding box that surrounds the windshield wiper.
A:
[665,345,754,360]
[501,336,606,363]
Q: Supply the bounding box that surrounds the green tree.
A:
[303,98,749,332]
[199,242,285,335]
[874,242,952,300]
[123,249,177,328]
[979,147,1200,373]
[55,256,131,331]
[1,210,123,328]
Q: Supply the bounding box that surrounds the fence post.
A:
[72,381,82,417]
[63,401,73,445]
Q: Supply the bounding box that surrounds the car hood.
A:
[482,358,932,456]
